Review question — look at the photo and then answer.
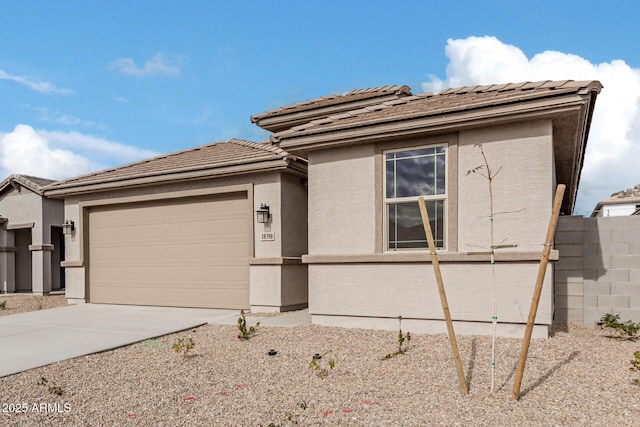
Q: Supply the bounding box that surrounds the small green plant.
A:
[172,337,196,356]
[38,377,63,396]
[383,316,412,359]
[0,300,6,310]
[267,400,308,426]
[600,313,640,339]
[237,309,260,340]
[631,351,640,385]
[308,350,337,379]
[143,339,168,350]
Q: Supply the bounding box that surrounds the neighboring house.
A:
[257,80,602,338]
[591,185,640,217]
[44,139,308,312]
[0,174,64,294]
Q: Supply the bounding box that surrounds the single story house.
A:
[591,184,640,217]
[0,174,64,294]
[44,80,602,338]
[44,139,308,312]
[257,80,601,338]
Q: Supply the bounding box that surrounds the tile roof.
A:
[591,184,640,216]
[0,174,57,196]
[44,139,306,195]
[271,80,601,142]
[269,79,602,216]
[251,85,411,123]
[604,184,640,201]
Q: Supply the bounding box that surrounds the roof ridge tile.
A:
[271,80,603,143]
[251,85,412,123]
[0,174,57,195]
[227,138,294,158]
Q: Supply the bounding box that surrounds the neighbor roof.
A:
[251,85,412,132]
[0,174,57,196]
[591,184,640,217]
[44,139,307,197]
[271,80,602,215]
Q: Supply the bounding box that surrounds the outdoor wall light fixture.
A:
[62,219,75,235]
[255,204,270,224]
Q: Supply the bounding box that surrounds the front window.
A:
[385,145,446,250]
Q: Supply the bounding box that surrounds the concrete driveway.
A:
[0,303,309,378]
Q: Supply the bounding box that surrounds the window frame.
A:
[383,143,448,252]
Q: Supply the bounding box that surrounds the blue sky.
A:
[0,1,639,215]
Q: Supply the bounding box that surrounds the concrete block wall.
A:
[555,216,640,327]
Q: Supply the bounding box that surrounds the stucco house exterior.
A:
[253,80,602,338]
[0,174,64,294]
[44,139,308,312]
[42,79,602,339]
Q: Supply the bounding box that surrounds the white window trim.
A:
[383,143,448,252]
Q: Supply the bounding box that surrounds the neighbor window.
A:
[384,145,446,250]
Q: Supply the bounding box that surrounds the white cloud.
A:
[422,36,640,215]
[0,70,73,94]
[0,125,91,180]
[39,130,158,164]
[109,53,183,77]
[32,106,108,130]
[0,125,160,181]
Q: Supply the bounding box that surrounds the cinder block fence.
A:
[554,216,640,327]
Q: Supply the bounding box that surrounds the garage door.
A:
[88,192,250,309]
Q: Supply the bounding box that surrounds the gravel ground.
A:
[0,295,639,426]
[0,293,67,316]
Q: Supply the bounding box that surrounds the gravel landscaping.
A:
[0,293,67,316]
[1,295,639,426]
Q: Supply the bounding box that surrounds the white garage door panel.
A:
[89,193,250,309]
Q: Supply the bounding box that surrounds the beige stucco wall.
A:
[251,173,308,312]
[253,174,282,258]
[457,120,554,252]
[280,173,308,257]
[61,171,308,311]
[0,224,15,293]
[281,264,308,307]
[309,262,552,338]
[308,144,376,254]
[249,264,308,312]
[305,120,556,337]
[248,172,308,312]
[250,265,281,308]
[63,267,86,302]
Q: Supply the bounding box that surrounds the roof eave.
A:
[568,90,598,214]
[0,175,47,197]
[274,95,590,152]
[44,158,306,198]
[273,88,599,215]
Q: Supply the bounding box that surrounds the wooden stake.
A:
[418,196,469,395]
[512,184,565,400]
